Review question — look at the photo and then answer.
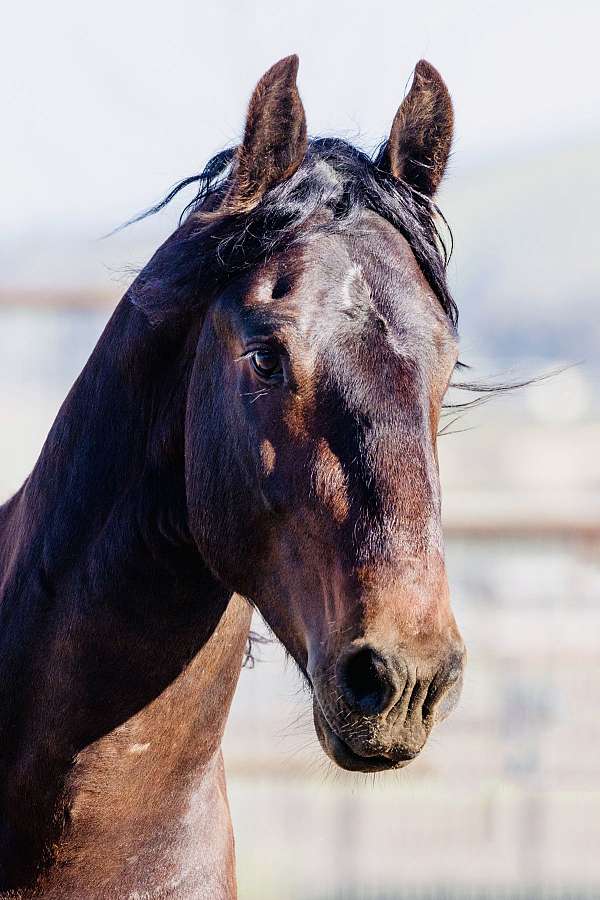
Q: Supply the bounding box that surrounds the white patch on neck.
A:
[128,742,151,754]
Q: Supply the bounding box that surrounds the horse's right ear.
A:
[224,55,307,213]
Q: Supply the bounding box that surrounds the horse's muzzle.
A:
[311,642,466,772]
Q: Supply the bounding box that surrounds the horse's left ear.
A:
[224,55,308,213]
[378,60,453,197]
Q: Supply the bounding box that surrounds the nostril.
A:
[339,646,395,715]
[421,650,466,723]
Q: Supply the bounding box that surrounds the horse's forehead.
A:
[238,213,456,369]
[250,213,434,303]
[243,232,354,306]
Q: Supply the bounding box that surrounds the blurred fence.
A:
[315,892,600,900]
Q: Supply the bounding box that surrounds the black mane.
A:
[127,138,457,327]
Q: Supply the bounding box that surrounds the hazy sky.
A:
[2,0,599,233]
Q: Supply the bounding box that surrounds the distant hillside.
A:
[1,137,599,363]
[440,137,600,361]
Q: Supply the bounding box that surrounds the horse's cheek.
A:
[185,363,263,591]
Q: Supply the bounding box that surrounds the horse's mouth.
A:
[312,702,416,773]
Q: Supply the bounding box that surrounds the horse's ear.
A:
[379,60,453,197]
[224,55,307,213]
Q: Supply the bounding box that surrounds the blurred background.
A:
[1,1,599,897]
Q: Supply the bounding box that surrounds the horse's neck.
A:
[0,298,250,895]
[42,594,251,900]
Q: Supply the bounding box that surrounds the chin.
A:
[312,702,414,773]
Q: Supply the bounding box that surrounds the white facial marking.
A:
[340,263,369,309]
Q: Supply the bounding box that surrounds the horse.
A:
[0,55,466,898]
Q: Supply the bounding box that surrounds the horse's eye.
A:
[250,349,282,380]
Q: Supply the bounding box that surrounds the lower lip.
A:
[315,707,411,773]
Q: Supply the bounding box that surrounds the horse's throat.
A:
[52,593,250,898]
